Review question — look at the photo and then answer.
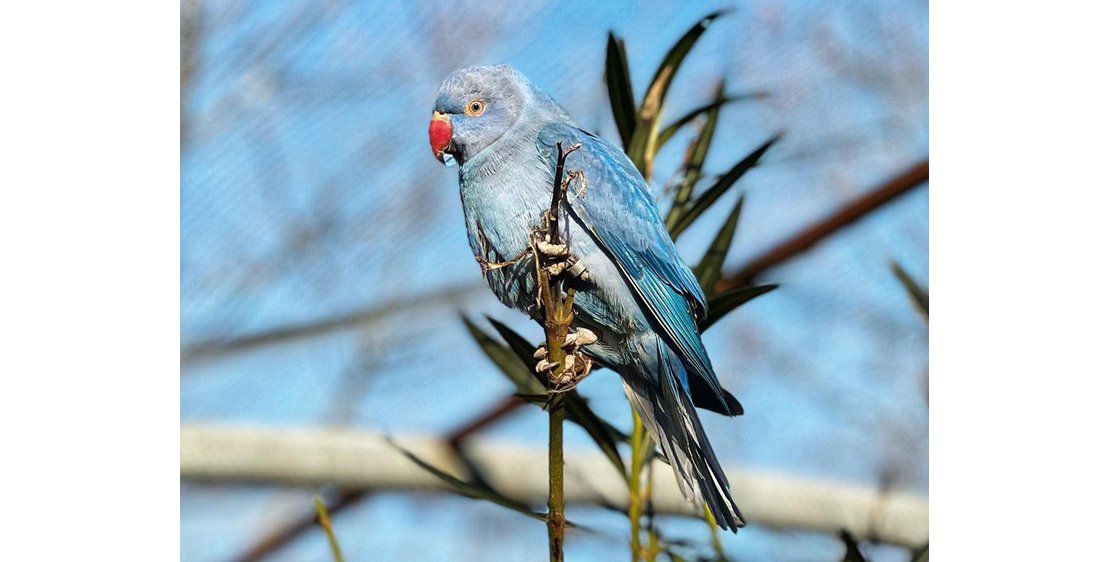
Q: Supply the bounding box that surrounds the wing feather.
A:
[537,123,737,413]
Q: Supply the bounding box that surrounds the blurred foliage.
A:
[892,261,929,319]
[390,438,551,524]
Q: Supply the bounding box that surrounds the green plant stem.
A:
[541,141,578,562]
[547,391,566,561]
[628,408,645,561]
[539,279,568,562]
[540,276,574,562]
[313,495,345,562]
[645,462,659,562]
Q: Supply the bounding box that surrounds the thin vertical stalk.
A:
[645,463,658,562]
[547,391,566,561]
[628,408,645,561]
[540,273,573,561]
[540,142,579,562]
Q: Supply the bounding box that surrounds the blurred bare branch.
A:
[181,282,484,365]
[716,159,928,290]
[231,490,365,562]
[182,424,929,547]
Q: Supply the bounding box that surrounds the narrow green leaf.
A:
[635,434,657,473]
[516,393,551,405]
[657,91,766,150]
[910,544,928,562]
[693,194,744,296]
[605,32,636,149]
[665,80,726,233]
[627,11,728,176]
[565,395,628,474]
[313,496,345,562]
[462,316,544,394]
[486,317,628,474]
[665,551,688,562]
[390,440,549,523]
[891,261,928,319]
[671,134,779,239]
[644,10,728,117]
[699,284,778,331]
[486,317,543,373]
[839,530,868,562]
[625,113,654,177]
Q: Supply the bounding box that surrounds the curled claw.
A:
[533,346,547,360]
[563,355,577,373]
[535,359,557,373]
[544,259,573,277]
[562,327,598,351]
[536,240,569,258]
[549,351,594,392]
[530,228,591,284]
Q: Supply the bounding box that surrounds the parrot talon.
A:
[533,346,547,360]
[536,240,569,258]
[548,351,593,393]
[528,227,591,284]
[535,359,557,373]
[562,327,598,351]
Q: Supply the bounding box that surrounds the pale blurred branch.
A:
[181,424,929,547]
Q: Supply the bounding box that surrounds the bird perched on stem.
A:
[429,64,745,531]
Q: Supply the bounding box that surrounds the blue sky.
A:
[181,1,928,559]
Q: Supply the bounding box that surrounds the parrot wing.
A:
[536,122,740,415]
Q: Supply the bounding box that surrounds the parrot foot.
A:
[562,327,598,351]
[550,351,593,393]
[533,328,597,392]
[533,234,591,283]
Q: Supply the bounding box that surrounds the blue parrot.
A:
[430,65,745,531]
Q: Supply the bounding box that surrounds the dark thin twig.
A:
[182,283,484,365]
[716,159,928,290]
[446,395,525,449]
[547,142,580,245]
[229,490,366,562]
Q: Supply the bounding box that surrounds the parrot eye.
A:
[464,99,486,116]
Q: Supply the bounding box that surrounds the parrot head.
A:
[429,65,528,166]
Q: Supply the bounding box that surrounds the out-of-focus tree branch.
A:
[182,424,929,547]
[180,282,485,365]
[716,159,929,291]
[230,489,365,562]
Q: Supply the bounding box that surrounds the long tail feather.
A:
[620,338,745,531]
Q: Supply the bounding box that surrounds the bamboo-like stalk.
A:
[539,142,579,562]
[539,270,573,561]
[628,409,645,561]
[645,462,659,562]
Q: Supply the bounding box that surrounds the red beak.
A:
[429,111,454,163]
